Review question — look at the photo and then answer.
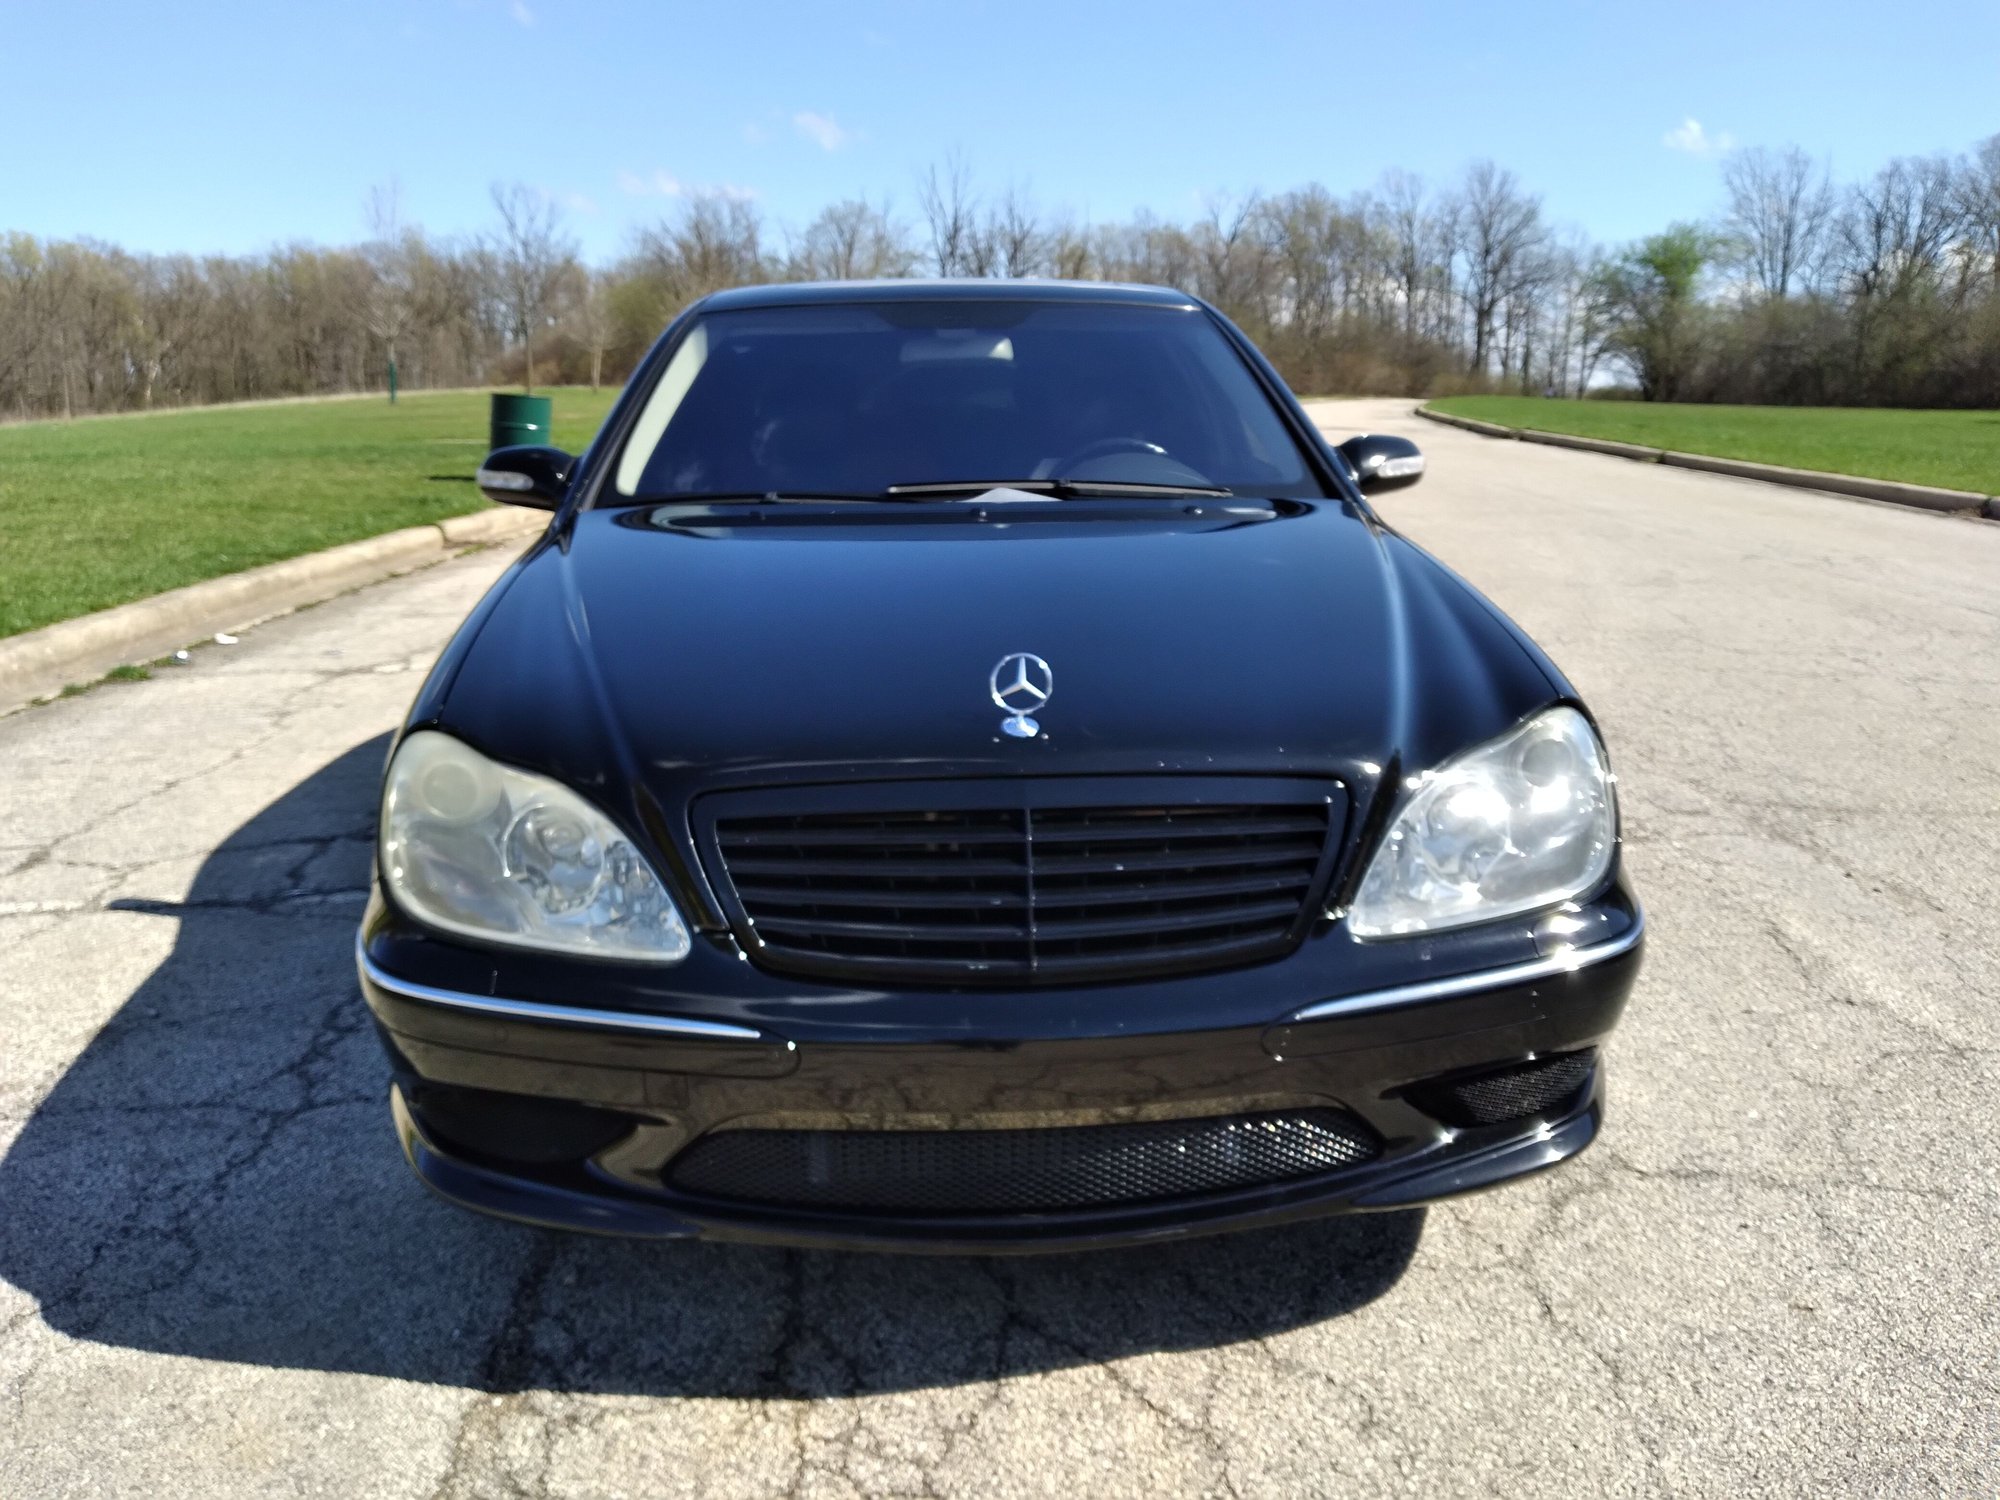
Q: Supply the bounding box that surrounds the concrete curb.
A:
[1416,408,1517,440]
[0,505,546,715]
[1415,405,1998,519]
[1655,450,1989,514]
[438,506,550,547]
[1517,429,1665,463]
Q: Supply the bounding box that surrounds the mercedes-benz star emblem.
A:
[990,653,1052,738]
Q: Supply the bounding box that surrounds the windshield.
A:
[609,300,1324,501]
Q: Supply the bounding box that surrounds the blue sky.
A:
[7,0,1999,261]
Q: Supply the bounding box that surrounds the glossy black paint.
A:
[475,444,573,508]
[1338,433,1426,494]
[388,1082,1609,1252]
[360,902,1637,1249]
[360,279,1643,1249]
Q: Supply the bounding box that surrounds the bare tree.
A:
[990,186,1045,278]
[132,254,209,408]
[1377,169,1432,345]
[0,235,49,416]
[0,231,509,419]
[1044,216,1092,280]
[1957,134,2000,291]
[1723,147,1834,300]
[568,264,613,390]
[1836,155,1965,304]
[1259,186,1341,340]
[630,192,768,309]
[786,199,915,281]
[63,243,139,411]
[362,182,419,394]
[39,243,86,417]
[488,182,577,392]
[1832,154,1969,399]
[916,152,978,276]
[1456,161,1545,376]
[1567,244,1618,395]
[17,132,2000,420]
[1194,193,1263,319]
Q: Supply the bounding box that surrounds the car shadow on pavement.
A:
[0,737,1423,1398]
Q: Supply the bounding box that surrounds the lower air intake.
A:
[666,1110,1382,1216]
[1409,1049,1598,1127]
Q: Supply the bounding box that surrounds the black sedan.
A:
[356,280,1643,1251]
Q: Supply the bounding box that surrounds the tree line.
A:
[5,134,2000,421]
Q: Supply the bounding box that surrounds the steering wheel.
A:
[1048,435,1221,491]
[1050,436,1171,474]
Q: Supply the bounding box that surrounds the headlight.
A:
[1347,706,1617,938]
[379,731,691,962]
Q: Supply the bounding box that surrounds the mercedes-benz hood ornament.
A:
[990,653,1052,738]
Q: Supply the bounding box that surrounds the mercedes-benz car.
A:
[356,280,1643,1251]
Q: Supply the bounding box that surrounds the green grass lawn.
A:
[0,388,620,639]
[1427,397,2000,496]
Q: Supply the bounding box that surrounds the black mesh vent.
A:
[665,1110,1383,1216]
[707,790,1338,986]
[1409,1050,1597,1128]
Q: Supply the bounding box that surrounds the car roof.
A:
[697,279,1201,313]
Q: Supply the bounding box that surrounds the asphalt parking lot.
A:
[2,396,1996,1498]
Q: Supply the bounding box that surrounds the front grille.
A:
[702,780,1342,986]
[1408,1049,1598,1127]
[665,1110,1383,1216]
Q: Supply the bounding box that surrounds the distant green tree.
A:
[1596,224,1716,400]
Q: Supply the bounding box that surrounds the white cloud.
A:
[792,111,851,152]
[743,121,772,145]
[616,169,756,203]
[509,0,534,25]
[617,169,684,198]
[1663,117,1734,157]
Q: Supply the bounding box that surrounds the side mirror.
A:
[475,445,575,509]
[1337,434,1425,494]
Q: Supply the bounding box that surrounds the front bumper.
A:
[355,887,1643,1252]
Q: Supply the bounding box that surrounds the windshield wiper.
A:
[625,490,885,505]
[625,481,1236,506]
[882,478,1233,499]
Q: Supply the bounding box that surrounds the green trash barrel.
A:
[489,392,553,451]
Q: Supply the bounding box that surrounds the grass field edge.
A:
[0,508,544,718]
[1414,403,1999,520]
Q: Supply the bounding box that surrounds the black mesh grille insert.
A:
[1409,1050,1598,1127]
[706,787,1339,986]
[666,1110,1383,1216]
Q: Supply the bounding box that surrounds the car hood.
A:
[434,499,1564,807]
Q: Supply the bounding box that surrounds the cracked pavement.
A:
[2,398,1996,1497]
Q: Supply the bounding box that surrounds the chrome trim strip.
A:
[473,467,534,492]
[355,935,766,1042]
[1284,913,1646,1026]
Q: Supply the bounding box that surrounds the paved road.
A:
[2,398,1996,1498]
